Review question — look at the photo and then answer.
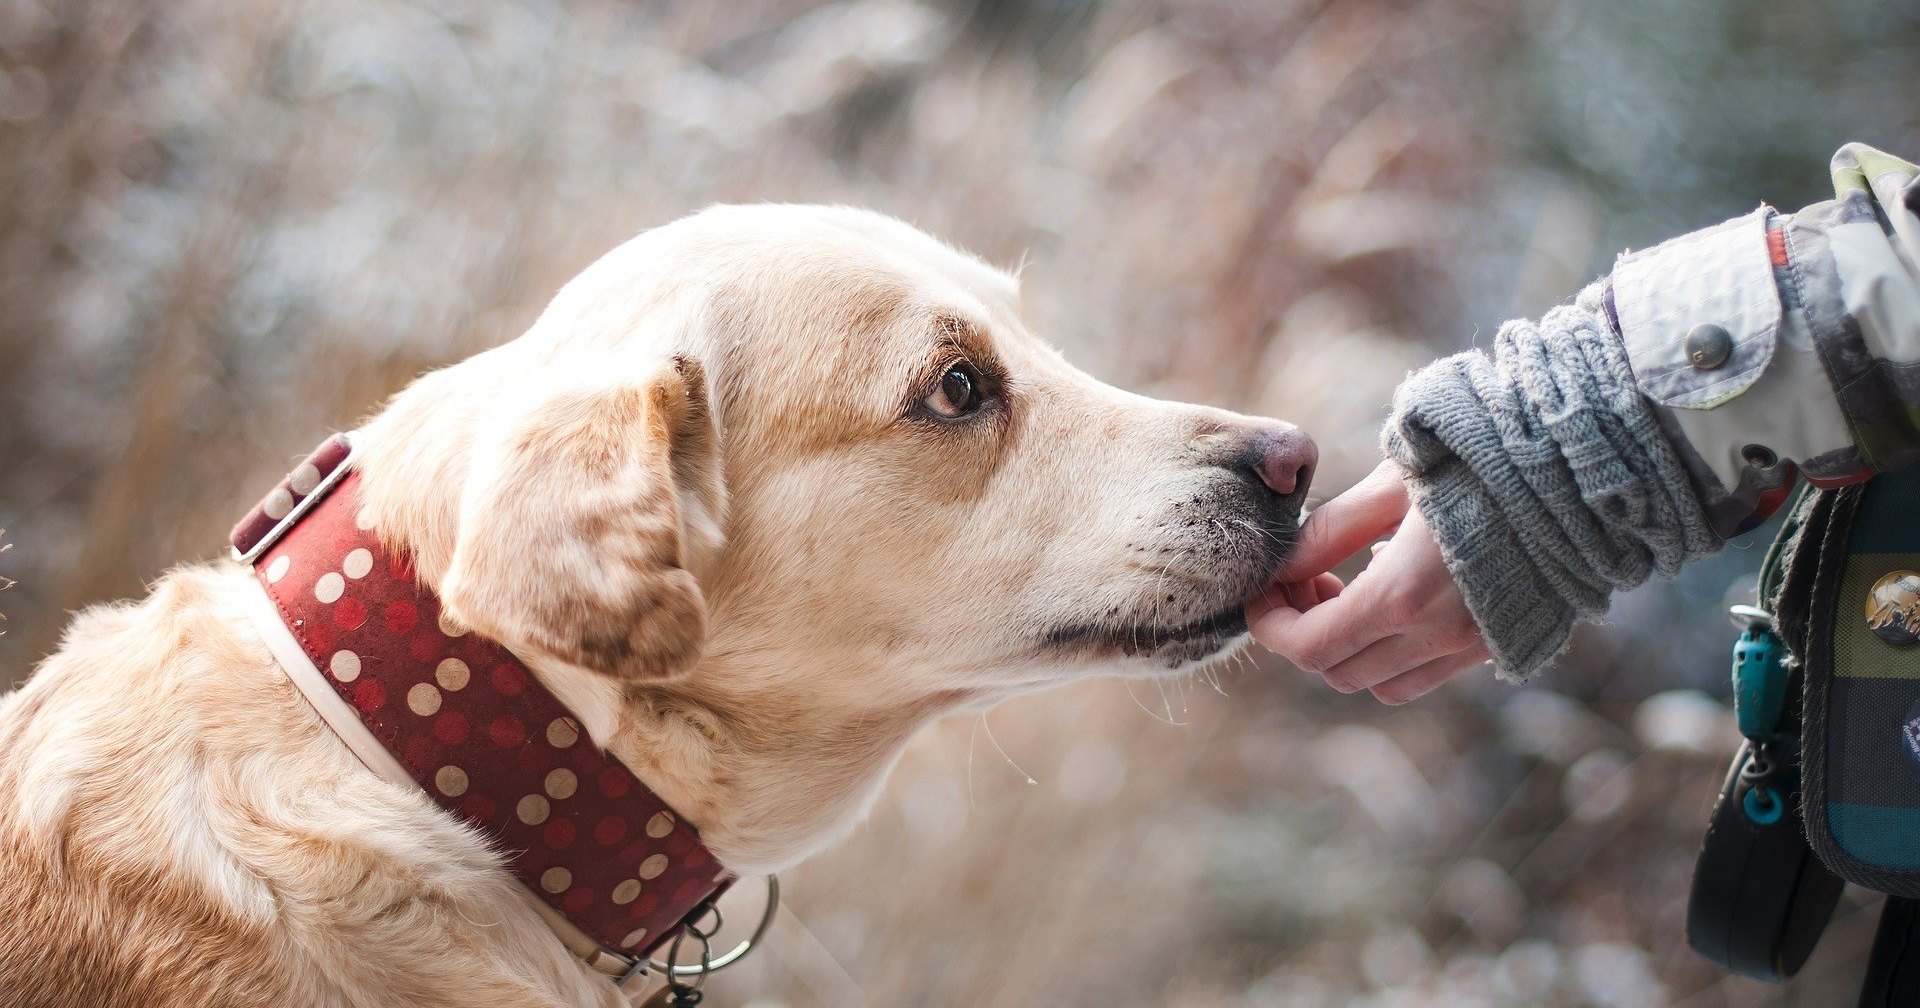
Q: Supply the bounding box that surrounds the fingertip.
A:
[1282,579,1326,610]
[1369,686,1408,706]
[1322,672,1364,695]
[1246,603,1299,650]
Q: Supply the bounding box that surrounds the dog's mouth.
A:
[1032,503,1296,668]
[1038,601,1250,664]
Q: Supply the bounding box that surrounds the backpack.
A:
[1690,465,1920,1004]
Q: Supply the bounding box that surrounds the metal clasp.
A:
[615,875,780,996]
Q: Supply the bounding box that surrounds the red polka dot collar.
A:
[231,434,732,983]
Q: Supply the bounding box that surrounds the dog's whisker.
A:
[1152,677,1186,726]
[977,712,1036,786]
[965,717,980,810]
[1232,515,1295,549]
[1123,678,1184,727]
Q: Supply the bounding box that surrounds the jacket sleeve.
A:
[1608,143,1920,537]
[1383,284,1722,681]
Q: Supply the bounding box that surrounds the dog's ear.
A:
[440,357,723,682]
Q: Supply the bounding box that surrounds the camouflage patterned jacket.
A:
[1613,143,1920,537]
[1384,144,1920,680]
[1617,145,1920,898]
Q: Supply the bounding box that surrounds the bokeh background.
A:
[3,1,1919,1005]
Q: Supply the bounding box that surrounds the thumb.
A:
[1278,460,1410,581]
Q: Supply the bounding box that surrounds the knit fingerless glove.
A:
[1381,284,1723,681]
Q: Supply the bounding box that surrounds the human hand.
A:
[1246,461,1490,703]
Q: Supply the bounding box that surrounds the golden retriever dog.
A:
[0,205,1314,1007]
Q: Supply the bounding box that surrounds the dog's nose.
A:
[1246,426,1317,502]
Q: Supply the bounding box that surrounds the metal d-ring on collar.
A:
[618,875,780,988]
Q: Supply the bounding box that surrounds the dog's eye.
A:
[925,361,986,419]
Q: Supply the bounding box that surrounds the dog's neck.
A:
[606,660,984,874]
[353,395,988,876]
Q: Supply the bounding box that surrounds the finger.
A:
[1287,572,1347,609]
[1245,584,1289,625]
[1281,580,1319,610]
[1244,573,1345,625]
[1311,572,1343,601]
[1368,643,1491,705]
[1248,584,1391,673]
[1278,460,1410,581]
[1318,628,1465,694]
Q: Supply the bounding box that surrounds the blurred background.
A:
[2,0,1918,1005]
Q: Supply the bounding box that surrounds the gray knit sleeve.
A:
[1381,284,1723,681]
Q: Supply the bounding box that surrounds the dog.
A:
[0,204,1315,1007]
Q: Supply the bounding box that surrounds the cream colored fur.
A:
[0,205,1305,1007]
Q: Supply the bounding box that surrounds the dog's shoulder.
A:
[0,565,620,1007]
[0,566,301,1007]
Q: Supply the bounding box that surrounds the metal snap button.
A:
[1686,322,1734,370]
[1741,443,1778,469]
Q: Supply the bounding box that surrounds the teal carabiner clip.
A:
[1729,604,1790,743]
[1728,604,1792,827]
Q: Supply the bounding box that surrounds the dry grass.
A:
[0,529,12,635]
[0,2,1897,1006]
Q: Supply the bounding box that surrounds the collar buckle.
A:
[631,876,780,993]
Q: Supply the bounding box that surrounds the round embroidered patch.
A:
[1867,570,1920,646]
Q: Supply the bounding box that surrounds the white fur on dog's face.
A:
[694,207,1303,685]
[356,204,1308,871]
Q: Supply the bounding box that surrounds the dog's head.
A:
[363,205,1313,709]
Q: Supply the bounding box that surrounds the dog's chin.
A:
[1037,530,1294,673]
[1039,603,1251,672]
